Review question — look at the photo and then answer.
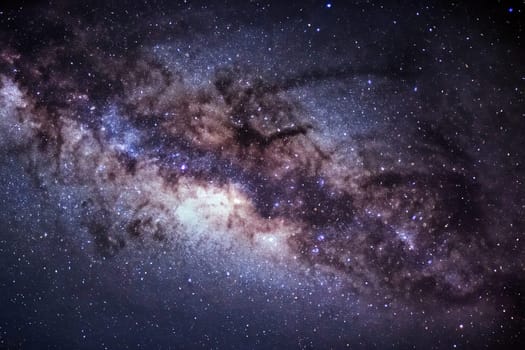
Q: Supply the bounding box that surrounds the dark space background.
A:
[0,1,524,349]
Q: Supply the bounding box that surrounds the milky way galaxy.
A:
[0,1,524,349]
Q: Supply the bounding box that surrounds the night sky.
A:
[0,1,524,349]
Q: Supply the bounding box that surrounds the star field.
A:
[0,1,524,349]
